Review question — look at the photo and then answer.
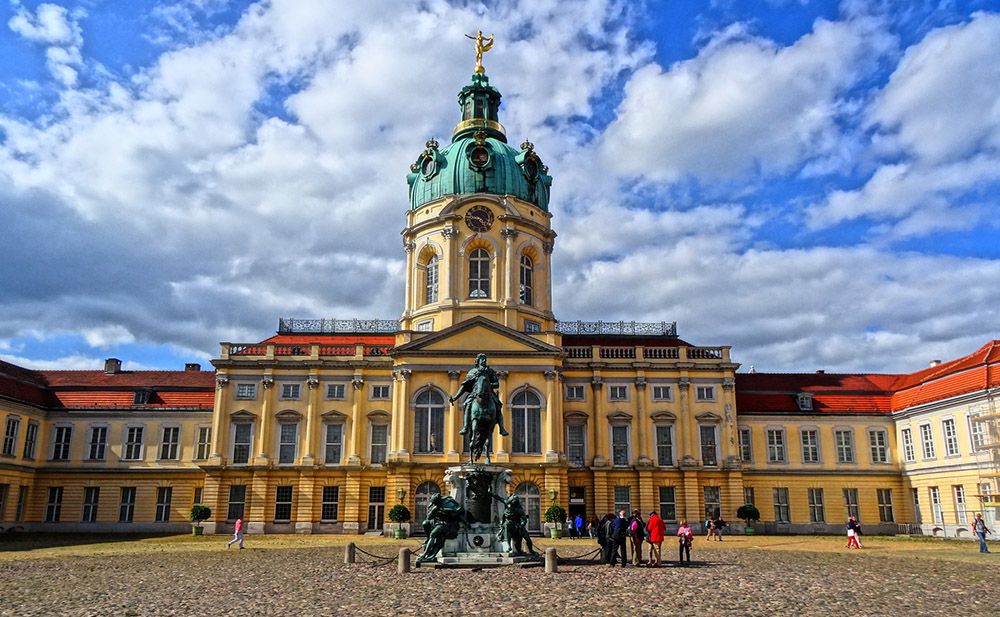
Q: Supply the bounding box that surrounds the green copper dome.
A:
[407,72,552,211]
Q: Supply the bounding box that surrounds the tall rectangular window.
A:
[425,256,439,304]
[51,426,72,461]
[835,429,855,463]
[942,418,960,456]
[953,485,968,524]
[82,487,100,523]
[155,487,172,522]
[23,422,38,459]
[119,487,136,523]
[868,429,888,463]
[15,486,27,522]
[919,424,935,459]
[801,429,819,463]
[274,486,293,522]
[912,488,922,524]
[808,488,825,523]
[658,486,676,522]
[88,426,108,461]
[2,416,20,456]
[567,424,585,467]
[876,488,894,523]
[159,426,180,460]
[738,428,752,463]
[611,425,629,466]
[843,488,860,520]
[193,488,203,505]
[655,425,673,466]
[766,429,786,463]
[324,423,343,464]
[195,427,211,460]
[321,486,339,522]
[969,415,987,451]
[901,428,915,462]
[930,487,943,524]
[232,423,252,464]
[123,426,144,461]
[468,248,490,298]
[227,485,247,521]
[772,488,790,523]
[613,486,631,514]
[700,425,718,466]
[367,486,385,531]
[704,486,721,519]
[278,423,298,464]
[45,487,63,522]
[370,424,388,465]
[744,487,755,506]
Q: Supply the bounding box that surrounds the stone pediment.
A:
[695,411,722,423]
[275,409,303,421]
[393,316,561,357]
[649,410,677,423]
[230,409,257,420]
[321,410,348,422]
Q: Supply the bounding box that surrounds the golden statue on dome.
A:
[465,30,494,73]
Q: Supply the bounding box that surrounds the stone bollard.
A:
[398,548,411,574]
[344,542,356,564]
[545,547,558,573]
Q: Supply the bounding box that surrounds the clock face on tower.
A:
[465,205,494,233]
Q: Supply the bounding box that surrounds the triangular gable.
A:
[394,316,562,357]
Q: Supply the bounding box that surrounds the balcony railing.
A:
[563,345,729,363]
[278,318,400,334]
[222,342,394,360]
[555,320,677,336]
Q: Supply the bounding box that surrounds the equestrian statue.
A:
[450,353,508,465]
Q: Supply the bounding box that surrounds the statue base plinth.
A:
[417,553,539,568]
[440,464,510,556]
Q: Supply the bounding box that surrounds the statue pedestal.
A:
[441,464,509,556]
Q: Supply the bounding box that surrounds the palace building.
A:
[1,59,998,537]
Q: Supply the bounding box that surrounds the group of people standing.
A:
[596,510,696,566]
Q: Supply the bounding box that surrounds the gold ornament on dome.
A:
[465,30,494,73]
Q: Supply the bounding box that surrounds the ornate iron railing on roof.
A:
[555,320,677,336]
[278,318,400,334]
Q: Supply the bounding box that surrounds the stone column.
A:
[391,369,411,460]
[342,472,363,533]
[544,370,559,462]
[442,226,458,302]
[247,469,269,534]
[591,377,605,467]
[678,378,695,467]
[254,375,275,465]
[683,469,701,525]
[542,239,554,313]
[210,375,229,463]
[494,370,510,462]
[446,370,461,458]
[347,376,364,465]
[301,375,320,466]
[635,377,650,466]
[295,470,315,533]
[721,377,737,467]
[501,227,517,304]
[403,240,416,317]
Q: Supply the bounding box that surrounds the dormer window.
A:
[133,391,151,405]
[796,393,814,411]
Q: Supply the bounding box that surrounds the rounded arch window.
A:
[414,481,441,527]
[519,255,533,305]
[515,481,541,533]
[414,389,445,454]
[469,248,490,298]
[511,390,541,454]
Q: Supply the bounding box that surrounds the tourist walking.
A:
[973,513,992,553]
[574,513,585,539]
[628,510,646,565]
[610,510,629,567]
[566,514,575,538]
[646,510,665,566]
[705,516,715,541]
[714,516,727,541]
[597,513,612,563]
[227,517,245,549]
[677,519,694,565]
[846,515,861,549]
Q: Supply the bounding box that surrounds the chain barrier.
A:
[556,546,602,565]
[352,545,399,567]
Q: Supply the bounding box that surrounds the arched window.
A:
[424,255,439,304]
[519,255,533,305]
[511,390,542,454]
[515,482,541,533]
[414,481,441,528]
[414,390,445,454]
[469,248,490,298]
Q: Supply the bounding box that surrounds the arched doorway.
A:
[515,481,541,533]
[414,481,441,532]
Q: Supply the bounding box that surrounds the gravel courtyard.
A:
[0,535,995,616]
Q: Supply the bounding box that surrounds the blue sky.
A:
[1,0,999,373]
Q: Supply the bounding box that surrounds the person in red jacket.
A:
[646,510,666,566]
[227,517,245,549]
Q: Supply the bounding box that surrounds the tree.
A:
[544,504,567,525]
[737,503,760,527]
[388,504,411,523]
[189,505,211,528]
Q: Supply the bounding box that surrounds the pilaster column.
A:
[391,369,411,460]
[403,240,416,317]
[678,378,695,467]
[210,374,229,462]
[543,369,559,462]
[635,377,650,466]
[347,376,364,465]
[442,226,458,302]
[295,470,315,533]
[501,227,518,307]
[721,377,737,467]
[254,374,275,464]
[495,370,511,460]
[542,239,554,313]
[446,370,462,457]
[591,377,606,467]
[301,374,320,466]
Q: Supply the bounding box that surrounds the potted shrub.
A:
[544,504,567,538]
[737,503,760,535]
[190,504,211,536]
[388,504,411,539]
